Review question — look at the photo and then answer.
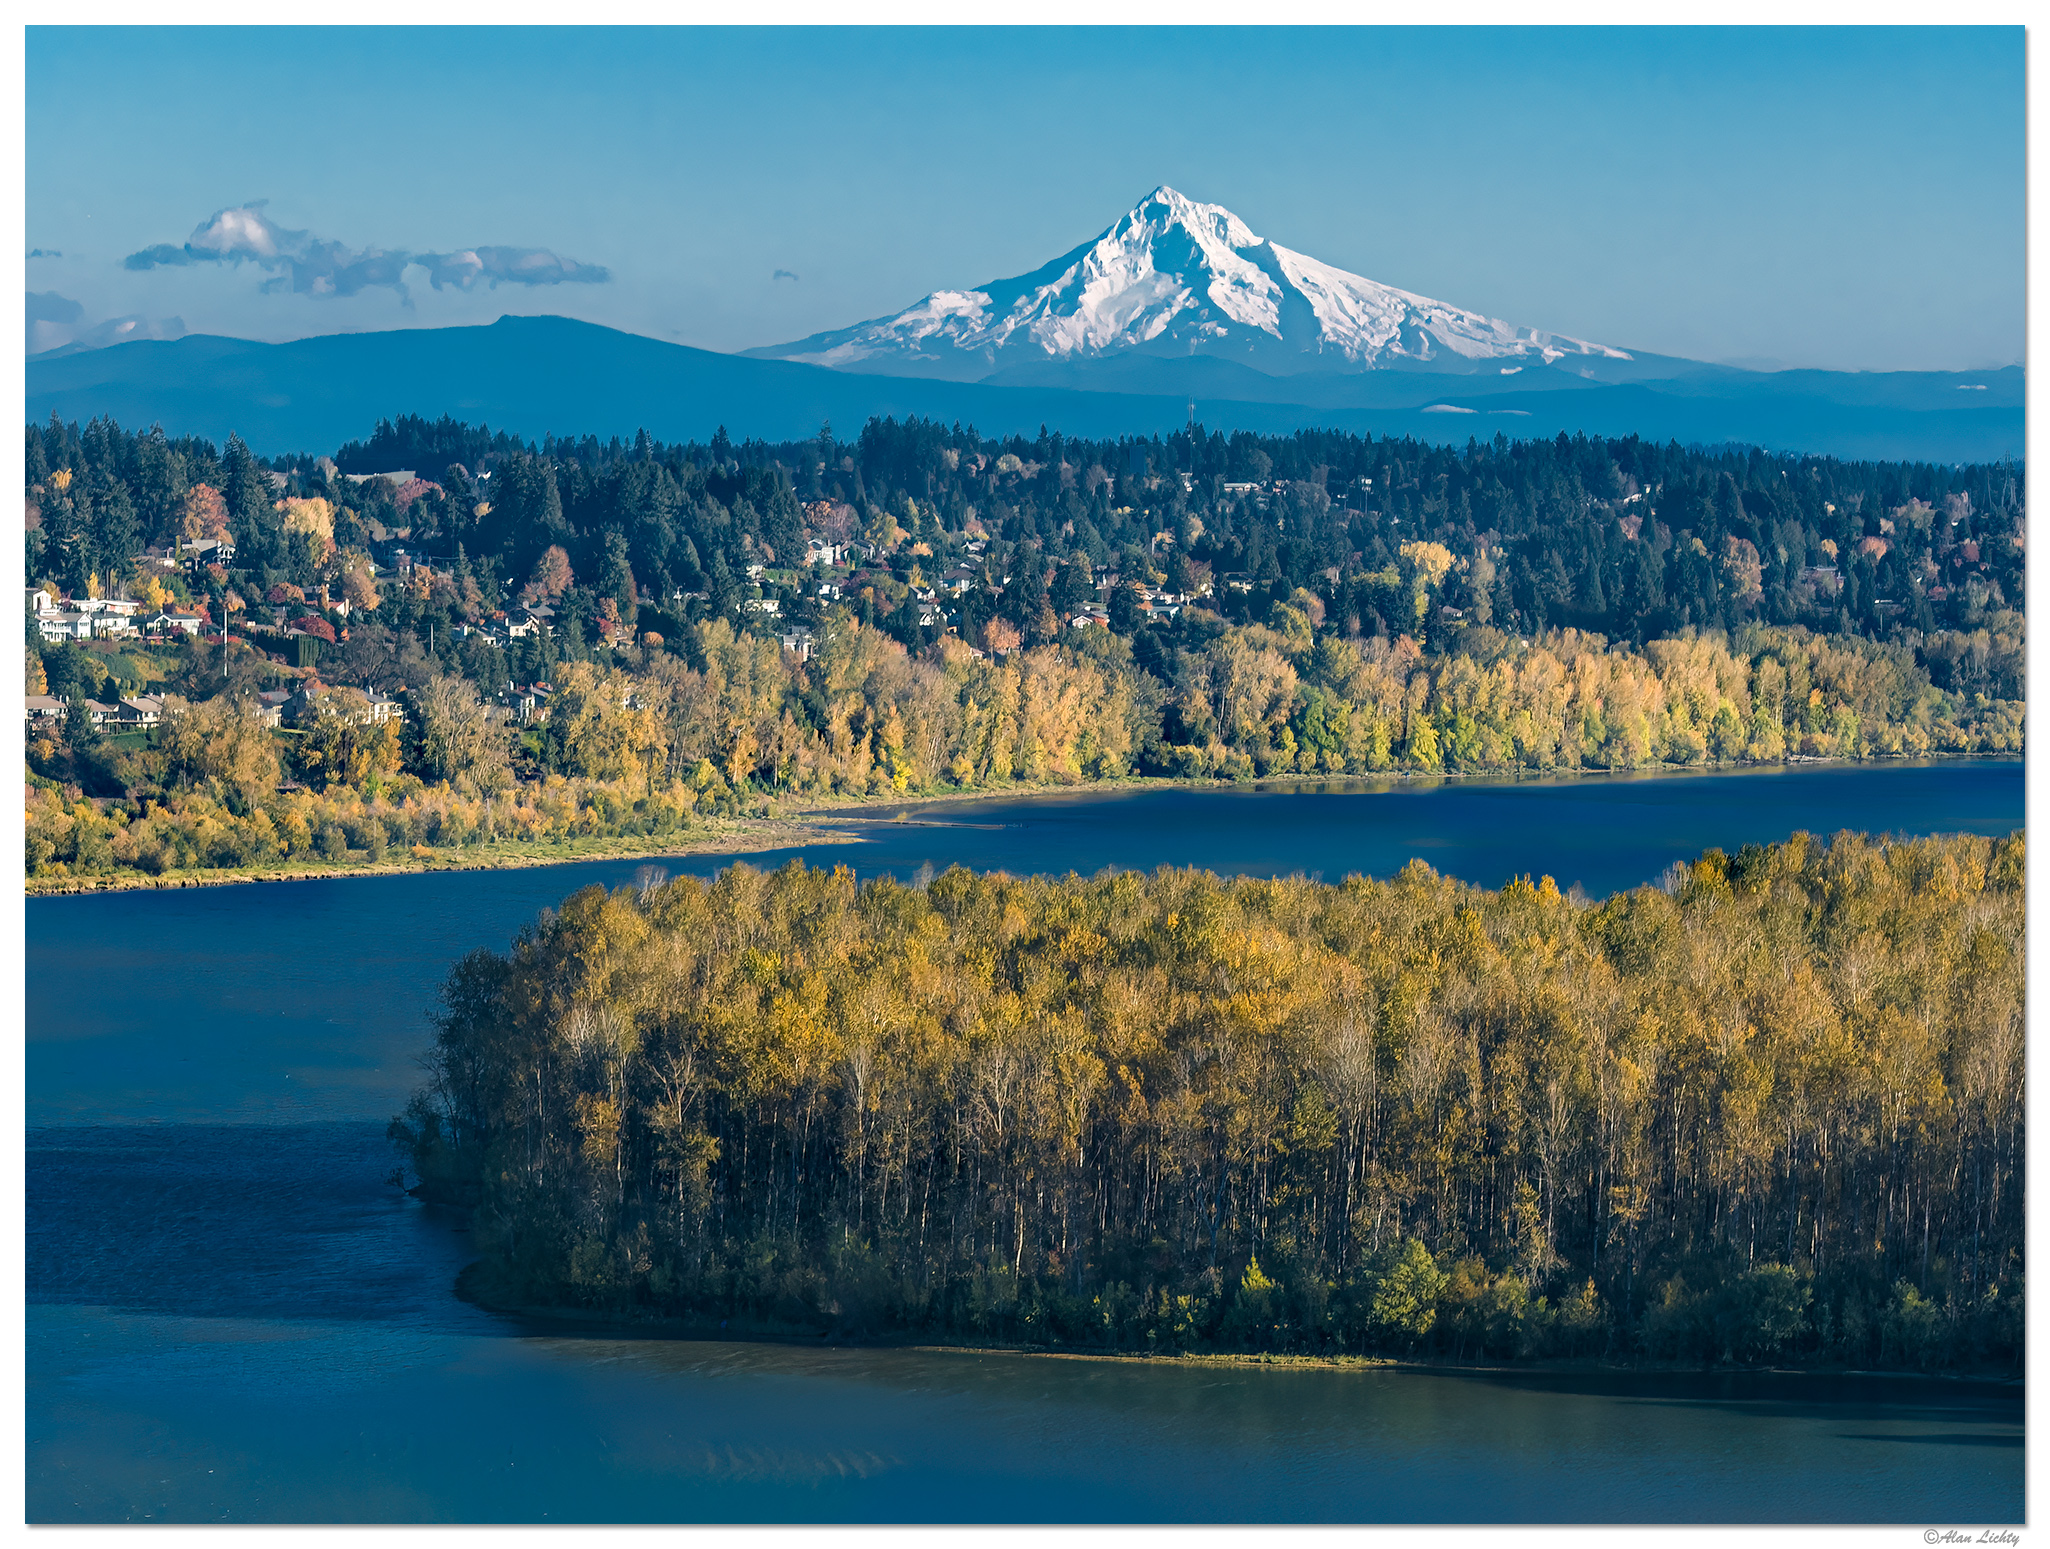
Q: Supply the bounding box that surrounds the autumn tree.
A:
[411,674,511,793]
[296,690,404,790]
[157,693,283,803]
[180,482,230,544]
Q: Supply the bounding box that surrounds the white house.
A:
[75,597,142,638]
[35,611,94,643]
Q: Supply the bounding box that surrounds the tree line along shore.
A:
[393,831,2023,1374]
[25,414,2023,885]
[24,608,2025,887]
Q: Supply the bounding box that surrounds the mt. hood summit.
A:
[748,186,1632,383]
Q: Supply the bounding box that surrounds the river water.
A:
[25,761,2026,1522]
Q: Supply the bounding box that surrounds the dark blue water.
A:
[800,758,2028,895]
[25,763,2027,1522]
[27,760,2023,1129]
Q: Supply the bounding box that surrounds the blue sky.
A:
[26,26,2024,371]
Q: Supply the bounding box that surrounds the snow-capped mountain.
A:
[747,186,1632,382]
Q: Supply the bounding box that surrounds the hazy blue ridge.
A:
[26,314,2023,463]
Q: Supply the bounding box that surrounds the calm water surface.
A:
[25,762,2026,1522]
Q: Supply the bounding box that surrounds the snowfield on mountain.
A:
[748,186,1633,380]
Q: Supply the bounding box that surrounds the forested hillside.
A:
[24,413,2024,882]
[395,833,2024,1371]
[31,410,2026,669]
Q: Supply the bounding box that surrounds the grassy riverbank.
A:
[24,750,2020,897]
[22,815,854,896]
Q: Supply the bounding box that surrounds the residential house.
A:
[72,597,142,639]
[148,609,205,637]
[35,610,95,643]
[498,683,549,724]
[777,627,816,662]
[280,684,399,727]
[254,689,293,727]
[111,695,163,728]
[24,695,66,726]
[182,537,235,571]
[28,589,142,640]
[51,699,123,727]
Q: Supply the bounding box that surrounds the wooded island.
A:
[394,831,2023,1373]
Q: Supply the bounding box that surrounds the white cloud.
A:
[125,202,610,300]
